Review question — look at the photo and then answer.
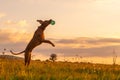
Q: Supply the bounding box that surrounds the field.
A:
[0,59,120,80]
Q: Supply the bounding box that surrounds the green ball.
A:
[50,20,55,25]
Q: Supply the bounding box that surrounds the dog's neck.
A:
[38,25,46,31]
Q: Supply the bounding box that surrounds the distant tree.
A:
[2,48,6,55]
[2,52,5,55]
[4,48,6,51]
[113,49,117,65]
[49,54,57,62]
[45,59,50,62]
[35,59,41,61]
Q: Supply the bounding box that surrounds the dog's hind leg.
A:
[25,53,27,66]
[28,53,31,66]
[25,52,31,66]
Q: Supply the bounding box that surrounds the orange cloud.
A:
[4,20,16,25]
[56,37,120,48]
[18,20,28,27]
[4,20,28,27]
[0,29,32,43]
[1,29,120,58]
[0,13,6,18]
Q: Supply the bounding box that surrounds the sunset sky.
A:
[1,0,120,62]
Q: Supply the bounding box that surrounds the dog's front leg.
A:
[42,40,55,47]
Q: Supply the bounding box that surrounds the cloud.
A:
[2,20,31,33]
[36,45,120,57]
[0,13,6,18]
[0,29,32,53]
[0,30,11,43]
[25,37,120,57]
[1,30,120,57]
[57,37,120,44]
[4,20,28,27]
[56,37,120,48]
[18,20,28,27]
[0,29,32,43]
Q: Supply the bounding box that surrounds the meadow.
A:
[0,59,120,80]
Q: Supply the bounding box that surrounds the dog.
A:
[10,19,55,66]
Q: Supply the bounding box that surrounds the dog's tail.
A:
[10,50,25,55]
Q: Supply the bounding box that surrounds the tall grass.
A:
[0,59,120,80]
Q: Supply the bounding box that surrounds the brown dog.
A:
[10,19,55,66]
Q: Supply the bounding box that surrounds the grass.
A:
[0,59,120,80]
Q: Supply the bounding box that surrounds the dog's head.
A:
[37,19,52,29]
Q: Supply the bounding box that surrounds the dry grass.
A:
[0,59,120,80]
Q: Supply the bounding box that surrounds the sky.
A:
[1,0,120,62]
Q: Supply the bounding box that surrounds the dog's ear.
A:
[37,20,43,24]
